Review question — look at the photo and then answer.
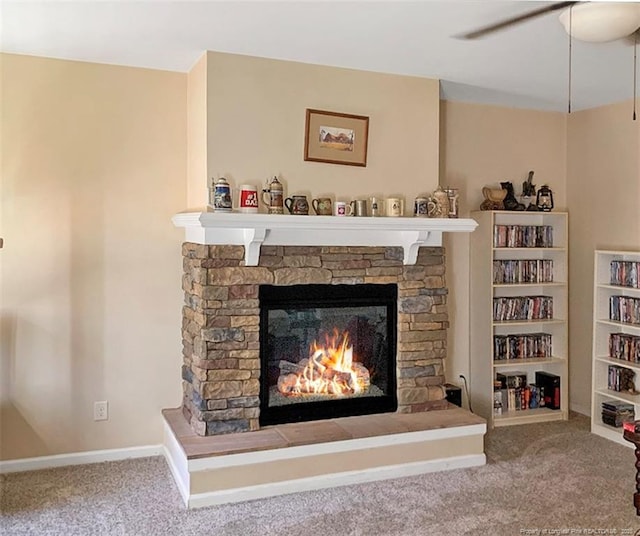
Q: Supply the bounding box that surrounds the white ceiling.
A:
[2,1,639,112]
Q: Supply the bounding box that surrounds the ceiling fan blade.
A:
[457,1,579,39]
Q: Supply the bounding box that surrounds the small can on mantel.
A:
[213,177,233,212]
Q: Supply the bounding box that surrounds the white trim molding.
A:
[0,445,163,474]
[172,212,478,266]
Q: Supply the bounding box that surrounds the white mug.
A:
[335,201,353,216]
[238,184,259,213]
[386,197,404,217]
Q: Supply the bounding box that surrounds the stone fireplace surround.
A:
[165,212,485,508]
[181,242,450,436]
[175,212,478,436]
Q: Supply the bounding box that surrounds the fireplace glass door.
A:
[259,284,398,426]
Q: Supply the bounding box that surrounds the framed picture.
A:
[304,109,369,167]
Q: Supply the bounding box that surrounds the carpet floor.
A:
[1,414,639,535]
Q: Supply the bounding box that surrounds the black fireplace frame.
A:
[258,283,398,426]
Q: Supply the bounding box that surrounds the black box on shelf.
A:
[444,383,462,407]
[496,371,528,389]
[535,371,561,410]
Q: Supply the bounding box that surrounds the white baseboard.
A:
[187,453,486,509]
[0,445,163,474]
[570,403,590,417]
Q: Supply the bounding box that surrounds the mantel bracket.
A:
[243,228,267,266]
[401,230,439,264]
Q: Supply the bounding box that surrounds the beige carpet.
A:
[1,414,639,535]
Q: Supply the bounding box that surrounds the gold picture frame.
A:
[304,109,369,167]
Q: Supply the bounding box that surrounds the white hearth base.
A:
[163,408,486,509]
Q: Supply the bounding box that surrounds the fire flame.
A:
[278,329,370,396]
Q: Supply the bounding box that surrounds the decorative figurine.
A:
[501,181,525,211]
[521,171,539,211]
[480,187,507,210]
[522,170,537,198]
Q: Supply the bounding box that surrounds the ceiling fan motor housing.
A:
[558,3,640,43]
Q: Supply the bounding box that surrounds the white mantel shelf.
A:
[172,212,478,266]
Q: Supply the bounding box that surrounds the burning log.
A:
[278,360,306,375]
[277,373,299,395]
[276,349,371,397]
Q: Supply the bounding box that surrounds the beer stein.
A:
[213,177,232,213]
[429,186,450,218]
[262,176,284,215]
[414,197,429,217]
[284,195,309,215]
[312,197,332,216]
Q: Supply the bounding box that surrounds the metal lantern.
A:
[536,184,554,212]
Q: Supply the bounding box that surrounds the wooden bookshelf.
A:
[469,211,569,428]
[591,250,640,447]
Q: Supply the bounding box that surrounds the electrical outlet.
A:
[94,401,108,421]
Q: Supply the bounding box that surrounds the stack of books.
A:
[601,399,635,427]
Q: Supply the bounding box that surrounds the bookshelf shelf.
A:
[595,356,640,373]
[492,319,566,327]
[598,284,640,295]
[493,282,567,289]
[493,357,565,368]
[591,422,627,444]
[470,211,569,429]
[596,319,640,333]
[493,247,566,252]
[494,407,567,427]
[592,250,640,448]
[594,388,640,405]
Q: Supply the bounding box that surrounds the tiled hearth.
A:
[165,212,484,509]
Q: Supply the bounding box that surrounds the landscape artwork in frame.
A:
[304,109,369,167]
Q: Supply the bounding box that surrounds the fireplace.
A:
[167,213,484,508]
[259,283,398,426]
[179,242,452,437]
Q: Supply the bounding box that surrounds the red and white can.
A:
[239,185,259,213]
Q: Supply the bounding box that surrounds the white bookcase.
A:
[592,250,640,447]
[470,210,569,428]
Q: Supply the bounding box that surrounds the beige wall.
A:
[187,53,208,210]
[204,51,441,207]
[566,100,640,415]
[0,54,187,459]
[2,48,636,460]
[440,101,567,401]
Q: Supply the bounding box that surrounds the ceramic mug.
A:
[238,185,259,213]
[312,197,332,216]
[334,201,353,216]
[386,197,404,217]
[414,197,430,217]
[284,195,309,215]
[370,197,381,217]
[350,199,368,217]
